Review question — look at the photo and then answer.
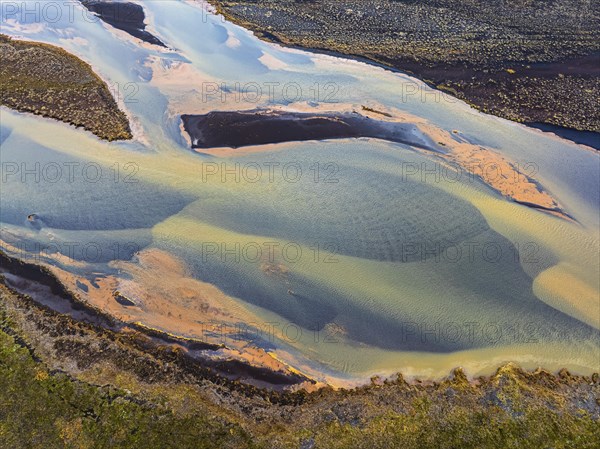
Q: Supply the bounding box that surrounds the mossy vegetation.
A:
[0,331,254,448]
[1,279,599,448]
[0,34,132,141]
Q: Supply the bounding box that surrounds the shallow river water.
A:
[1,0,599,384]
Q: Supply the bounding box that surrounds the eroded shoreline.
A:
[2,248,599,391]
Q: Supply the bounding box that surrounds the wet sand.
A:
[0,249,315,390]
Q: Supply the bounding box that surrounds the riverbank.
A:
[209,0,600,141]
[1,269,598,448]
[0,250,313,392]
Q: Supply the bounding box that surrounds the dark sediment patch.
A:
[80,1,166,47]
[76,280,89,292]
[0,250,115,327]
[181,109,436,149]
[112,290,137,307]
[129,322,223,352]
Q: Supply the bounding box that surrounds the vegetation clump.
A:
[0,34,132,141]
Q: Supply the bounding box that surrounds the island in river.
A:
[0,34,131,141]
[79,0,166,47]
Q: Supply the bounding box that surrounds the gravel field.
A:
[211,0,600,134]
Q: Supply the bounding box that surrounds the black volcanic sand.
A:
[181,110,437,149]
[210,0,600,140]
[80,1,166,47]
